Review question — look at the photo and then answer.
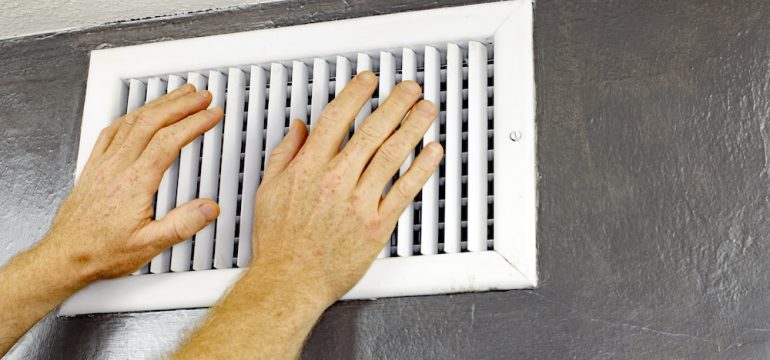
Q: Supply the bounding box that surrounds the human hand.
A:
[43,84,223,286]
[250,71,443,306]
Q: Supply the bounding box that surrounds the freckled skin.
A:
[0,72,443,360]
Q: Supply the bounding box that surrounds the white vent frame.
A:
[60,0,536,316]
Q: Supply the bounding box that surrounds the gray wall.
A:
[1,0,768,358]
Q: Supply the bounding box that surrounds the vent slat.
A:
[377,50,397,259]
[149,76,176,274]
[129,78,151,275]
[354,53,373,130]
[310,58,329,127]
[396,47,418,258]
[335,56,353,145]
[444,43,463,254]
[126,79,147,113]
[265,63,288,169]
[420,45,441,256]
[193,70,226,270]
[335,56,352,96]
[236,66,268,267]
[170,72,207,272]
[289,60,309,124]
[467,41,489,252]
[213,68,246,270]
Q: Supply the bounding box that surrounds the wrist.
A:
[242,262,334,314]
[36,234,94,292]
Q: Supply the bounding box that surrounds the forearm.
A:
[0,237,85,355]
[173,265,331,360]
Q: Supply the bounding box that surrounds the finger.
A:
[107,83,196,152]
[142,83,197,111]
[116,90,213,162]
[133,108,223,185]
[263,119,309,183]
[302,72,377,160]
[83,120,121,170]
[379,142,443,219]
[334,81,422,178]
[356,100,437,199]
[137,198,220,252]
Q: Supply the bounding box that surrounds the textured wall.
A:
[1,0,769,358]
[0,0,271,40]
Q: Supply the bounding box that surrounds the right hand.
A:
[249,71,443,306]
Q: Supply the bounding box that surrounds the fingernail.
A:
[417,100,436,115]
[357,71,376,85]
[197,89,210,98]
[207,107,223,117]
[199,203,219,221]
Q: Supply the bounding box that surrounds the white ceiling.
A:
[0,0,270,40]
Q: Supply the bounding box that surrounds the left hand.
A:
[43,83,222,286]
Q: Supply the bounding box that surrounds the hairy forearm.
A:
[174,265,331,360]
[0,237,85,355]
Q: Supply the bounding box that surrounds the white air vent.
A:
[60,0,536,316]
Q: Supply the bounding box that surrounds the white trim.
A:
[60,251,529,315]
[492,0,538,285]
[67,0,537,316]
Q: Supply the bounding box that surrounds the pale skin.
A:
[0,71,442,359]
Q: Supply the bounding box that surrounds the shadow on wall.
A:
[23,309,208,359]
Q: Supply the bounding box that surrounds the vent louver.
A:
[61,0,536,315]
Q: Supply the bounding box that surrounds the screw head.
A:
[509,131,522,141]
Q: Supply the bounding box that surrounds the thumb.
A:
[140,198,220,250]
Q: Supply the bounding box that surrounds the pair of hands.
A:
[45,71,442,305]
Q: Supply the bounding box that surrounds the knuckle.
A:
[356,124,379,143]
[154,127,178,145]
[403,123,425,140]
[348,188,371,209]
[321,169,344,193]
[383,93,409,109]
[135,111,156,127]
[285,162,305,180]
[347,190,362,206]
[319,105,342,124]
[142,143,169,170]
[416,160,436,174]
[393,180,413,200]
[269,147,287,163]
[98,126,114,141]
[378,142,402,165]
[122,113,138,126]
[171,220,189,242]
[363,216,384,231]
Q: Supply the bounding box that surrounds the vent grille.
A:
[125,42,496,274]
[62,1,536,315]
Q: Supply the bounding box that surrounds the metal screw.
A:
[509,131,522,142]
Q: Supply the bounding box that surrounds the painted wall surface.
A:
[0,0,271,40]
[0,0,768,358]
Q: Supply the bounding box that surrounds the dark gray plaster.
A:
[1,0,768,358]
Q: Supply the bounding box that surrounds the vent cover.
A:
[61,0,536,316]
